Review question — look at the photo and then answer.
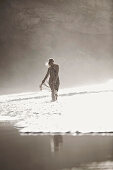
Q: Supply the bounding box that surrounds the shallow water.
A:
[0,123,113,170]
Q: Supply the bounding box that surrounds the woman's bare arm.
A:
[42,68,50,84]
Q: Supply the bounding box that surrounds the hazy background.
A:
[0,0,113,94]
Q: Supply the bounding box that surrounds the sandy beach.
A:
[1,89,113,134]
[0,122,113,170]
[1,0,113,169]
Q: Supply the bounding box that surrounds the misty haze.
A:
[0,0,113,94]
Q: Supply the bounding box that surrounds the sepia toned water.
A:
[0,123,113,170]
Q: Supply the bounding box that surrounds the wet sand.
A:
[0,123,113,170]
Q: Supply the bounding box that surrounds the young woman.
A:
[40,58,60,101]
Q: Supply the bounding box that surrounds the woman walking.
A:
[40,58,60,101]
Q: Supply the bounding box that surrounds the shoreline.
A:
[1,121,113,136]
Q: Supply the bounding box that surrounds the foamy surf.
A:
[0,80,113,134]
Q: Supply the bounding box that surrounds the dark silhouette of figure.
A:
[40,58,60,101]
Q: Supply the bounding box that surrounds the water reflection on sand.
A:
[1,123,113,170]
[50,135,63,152]
[50,135,113,169]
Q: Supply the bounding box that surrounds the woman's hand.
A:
[40,83,43,90]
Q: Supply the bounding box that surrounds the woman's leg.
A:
[54,79,59,101]
[50,83,56,101]
[49,79,59,101]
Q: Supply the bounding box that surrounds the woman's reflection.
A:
[50,135,63,152]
